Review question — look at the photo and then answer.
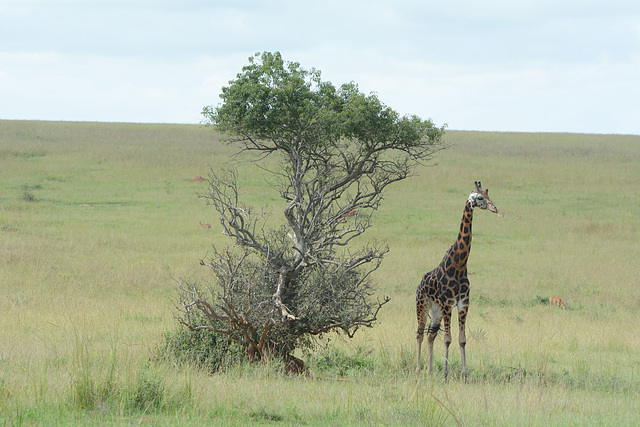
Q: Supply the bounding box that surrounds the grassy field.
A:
[1,119,639,425]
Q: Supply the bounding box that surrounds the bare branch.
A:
[273,267,297,321]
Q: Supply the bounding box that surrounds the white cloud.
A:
[1,0,639,134]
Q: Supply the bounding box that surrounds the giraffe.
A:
[416,181,499,380]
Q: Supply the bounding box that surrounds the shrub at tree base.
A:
[159,321,247,373]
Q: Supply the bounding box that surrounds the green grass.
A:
[1,120,639,425]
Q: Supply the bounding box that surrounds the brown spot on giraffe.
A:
[416,181,499,381]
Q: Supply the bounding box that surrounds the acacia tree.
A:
[177,52,445,367]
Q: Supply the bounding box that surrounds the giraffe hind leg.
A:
[416,325,425,373]
[426,315,442,374]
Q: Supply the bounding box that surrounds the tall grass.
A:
[1,120,639,424]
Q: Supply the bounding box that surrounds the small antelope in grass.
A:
[339,209,358,220]
[199,221,211,229]
[549,296,566,310]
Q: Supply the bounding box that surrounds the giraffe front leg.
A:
[416,304,428,373]
[441,307,453,381]
[427,307,443,374]
[458,301,469,382]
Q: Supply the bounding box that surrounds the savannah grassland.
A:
[1,120,639,425]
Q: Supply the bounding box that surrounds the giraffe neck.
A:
[449,200,474,268]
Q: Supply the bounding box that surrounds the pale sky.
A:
[1,0,639,134]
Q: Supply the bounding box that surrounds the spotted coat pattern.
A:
[416,181,498,380]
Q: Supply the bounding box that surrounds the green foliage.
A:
[293,264,381,336]
[204,51,445,162]
[158,324,247,373]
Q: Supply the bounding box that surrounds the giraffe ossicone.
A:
[416,180,499,381]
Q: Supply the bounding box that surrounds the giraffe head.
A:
[468,181,499,213]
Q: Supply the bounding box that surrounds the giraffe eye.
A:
[476,195,484,201]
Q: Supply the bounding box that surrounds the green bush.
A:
[158,325,247,373]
